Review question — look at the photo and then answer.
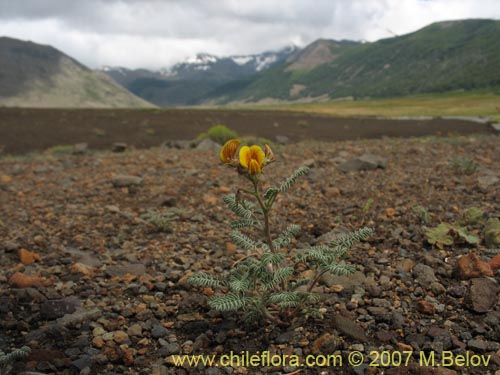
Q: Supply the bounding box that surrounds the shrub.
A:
[198,124,238,144]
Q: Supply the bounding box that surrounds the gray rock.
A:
[275,135,290,144]
[333,315,368,342]
[73,143,88,155]
[106,263,146,277]
[111,142,128,152]
[151,324,168,338]
[338,153,388,172]
[72,355,93,371]
[196,138,220,151]
[111,175,143,187]
[162,140,192,149]
[41,297,81,320]
[477,170,499,190]
[467,339,489,352]
[127,324,142,337]
[315,227,350,244]
[466,278,499,313]
[491,123,500,132]
[413,263,438,288]
[321,271,375,289]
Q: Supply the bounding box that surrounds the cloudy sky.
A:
[0,0,499,70]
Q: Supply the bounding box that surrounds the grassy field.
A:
[251,91,500,121]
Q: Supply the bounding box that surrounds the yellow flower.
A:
[220,139,240,164]
[239,145,265,175]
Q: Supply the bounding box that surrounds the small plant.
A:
[197,124,238,145]
[412,205,431,224]
[450,156,477,174]
[47,144,73,155]
[189,139,371,325]
[92,128,107,137]
[0,346,31,374]
[142,209,180,232]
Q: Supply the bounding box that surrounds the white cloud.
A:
[0,0,498,69]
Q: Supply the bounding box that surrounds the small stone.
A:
[196,138,220,151]
[466,277,499,313]
[72,354,93,371]
[396,258,415,272]
[338,153,388,172]
[106,263,146,277]
[73,143,88,154]
[151,324,168,339]
[467,339,488,352]
[113,330,129,344]
[275,135,290,144]
[112,142,128,152]
[92,336,105,348]
[413,264,438,288]
[455,252,493,279]
[312,333,339,354]
[111,175,143,188]
[430,282,446,295]
[127,324,142,337]
[417,300,436,314]
[333,315,368,342]
[40,297,80,320]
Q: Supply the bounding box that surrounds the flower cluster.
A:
[220,139,274,176]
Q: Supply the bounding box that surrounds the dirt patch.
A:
[0,107,493,155]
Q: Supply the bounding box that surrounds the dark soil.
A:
[0,112,499,374]
[0,107,494,154]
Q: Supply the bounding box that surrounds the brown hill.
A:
[0,37,154,108]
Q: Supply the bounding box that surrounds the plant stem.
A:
[307,269,329,292]
[262,307,289,327]
[252,179,275,254]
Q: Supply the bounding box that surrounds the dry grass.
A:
[245,92,500,122]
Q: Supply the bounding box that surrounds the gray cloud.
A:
[0,0,498,69]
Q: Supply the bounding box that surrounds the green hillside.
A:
[207,19,500,103]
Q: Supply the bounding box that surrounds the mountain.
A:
[0,37,154,108]
[100,47,297,106]
[206,19,500,104]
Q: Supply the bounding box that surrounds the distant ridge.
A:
[206,19,500,104]
[0,37,154,108]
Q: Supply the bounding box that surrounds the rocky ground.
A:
[0,133,499,375]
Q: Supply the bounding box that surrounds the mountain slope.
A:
[101,47,297,106]
[0,37,154,108]
[206,19,500,104]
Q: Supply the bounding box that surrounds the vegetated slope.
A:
[101,48,297,106]
[0,37,154,108]
[206,19,500,104]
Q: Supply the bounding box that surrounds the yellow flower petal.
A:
[248,159,261,175]
[239,145,251,168]
[220,139,240,163]
[239,145,265,175]
[250,145,265,166]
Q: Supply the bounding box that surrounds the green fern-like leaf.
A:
[230,230,258,251]
[264,186,279,200]
[268,291,299,304]
[330,227,372,256]
[223,194,254,219]
[231,219,260,229]
[188,273,222,288]
[296,245,331,263]
[290,278,311,289]
[321,262,356,276]
[265,266,294,290]
[209,293,248,312]
[279,166,309,193]
[273,224,301,249]
[261,252,285,265]
[229,276,251,293]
